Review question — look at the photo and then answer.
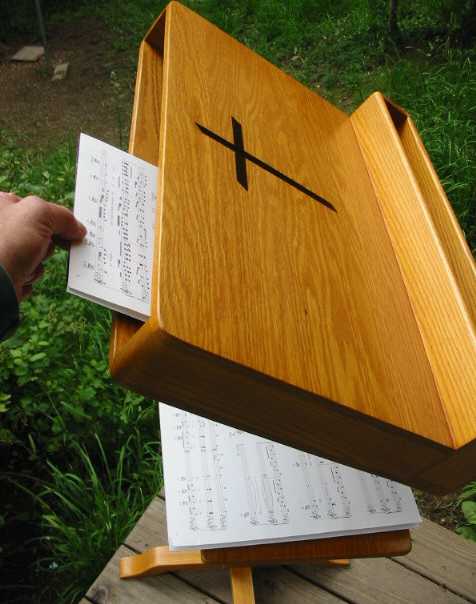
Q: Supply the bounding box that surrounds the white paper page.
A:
[159,403,421,550]
[67,133,157,321]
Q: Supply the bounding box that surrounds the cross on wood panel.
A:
[196,118,336,211]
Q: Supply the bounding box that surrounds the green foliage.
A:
[457,482,476,541]
[34,432,162,603]
[355,50,476,252]
[0,138,156,457]
[0,138,160,603]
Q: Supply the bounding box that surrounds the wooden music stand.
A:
[109,1,476,496]
[113,6,420,596]
[119,529,411,603]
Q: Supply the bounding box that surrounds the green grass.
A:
[354,51,476,251]
[36,432,162,603]
[1,1,475,602]
[457,482,476,541]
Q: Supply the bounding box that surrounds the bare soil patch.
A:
[0,16,134,150]
[415,490,464,531]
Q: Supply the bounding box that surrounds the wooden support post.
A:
[230,567,255,604]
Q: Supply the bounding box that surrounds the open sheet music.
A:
[67,134,157,320]
[160,402,421,550]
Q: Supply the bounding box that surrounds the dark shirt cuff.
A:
[0,264,19,341]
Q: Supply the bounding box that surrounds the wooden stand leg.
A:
[230,566,255,604]
[120,546,204,578]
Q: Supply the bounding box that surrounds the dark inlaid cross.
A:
[196,117,336,212]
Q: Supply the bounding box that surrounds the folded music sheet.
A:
[68,134,157,321]
[159,402,421,550]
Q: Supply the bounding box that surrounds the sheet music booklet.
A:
[160,402,421,551]
[67,133,157,321]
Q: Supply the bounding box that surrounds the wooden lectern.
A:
[109,1,476,494]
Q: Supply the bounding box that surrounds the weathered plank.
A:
[396,519,476,603]
[291,556,470,604]
[126,496,166,551]
[183,565,349,604]
[86,545,219,604]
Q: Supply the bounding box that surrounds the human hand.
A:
[0,192,86,301]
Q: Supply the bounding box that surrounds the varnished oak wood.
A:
[120,546,204,578]
[230,567,255,604]
[200,531,410,565]
[110,1,476,493]
[119,532,409,580]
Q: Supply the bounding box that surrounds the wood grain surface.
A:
[230,567,255,604]
[351,93,476,447]
[109,1,476,493]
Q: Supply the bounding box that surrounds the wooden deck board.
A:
[86,496,476,603]
[291,557,469,604]
[397,518,476,603]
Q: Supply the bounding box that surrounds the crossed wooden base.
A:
[120,530,411,603]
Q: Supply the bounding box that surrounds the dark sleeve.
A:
[0,264,19,341]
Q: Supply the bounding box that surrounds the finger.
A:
[45,202,87,241]
[0,191,21,205]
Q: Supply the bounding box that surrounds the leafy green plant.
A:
[354,49,476,252]
[456,482,476,541]
[0,136,160,603]
[10,432,162,604]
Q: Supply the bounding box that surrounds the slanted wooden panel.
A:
[351,93,476,449]
[109,0,476,494]
[202,532,410,565]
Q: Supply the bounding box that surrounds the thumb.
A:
[46,202,87,241]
